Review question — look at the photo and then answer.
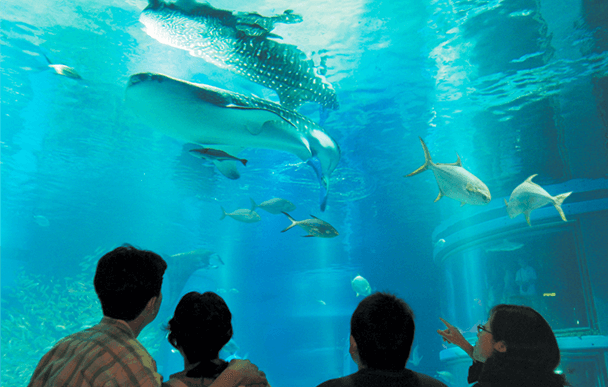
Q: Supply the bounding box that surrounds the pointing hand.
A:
[437,317,474,358]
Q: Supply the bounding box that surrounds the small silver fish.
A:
[485,239,524,253]
[220,338,240,360]
[250,197,296,214]
[281,212,338,238]
[33,215,50,227]
[220,207,261,223]
[44,55,81,79]
[351,275,371,297]
[505,174,572,226]
[406,137,491,206]
[436,371,454,385]
[409,344,423,367]
[190,148,247,166]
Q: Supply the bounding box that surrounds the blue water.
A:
[2,0,608,386]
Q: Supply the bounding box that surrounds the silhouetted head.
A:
[351,292,415,370]
[479,304,568,386]
[94,244,167,321]
[489,304,560,368]
[166,291,233,364]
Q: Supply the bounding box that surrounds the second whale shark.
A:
[125,72,340,211]
[140,0,339,110]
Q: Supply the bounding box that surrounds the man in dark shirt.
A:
[316,292,447,387]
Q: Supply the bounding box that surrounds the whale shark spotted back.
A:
[125,72,340,210]
[140,0,339,111]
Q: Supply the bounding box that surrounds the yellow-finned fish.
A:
[505,174,572,226]
[405,137,491,206]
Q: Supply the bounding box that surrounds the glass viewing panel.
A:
[441,224,589,338]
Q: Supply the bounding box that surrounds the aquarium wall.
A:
[435,178,608,387]
[2,0,608,386]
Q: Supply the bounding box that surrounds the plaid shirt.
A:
[28,317,163,387]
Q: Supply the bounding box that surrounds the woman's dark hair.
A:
[94,244,167,321]
[166,292,233,378]
[351,292,415,370]
[479,304,569,387]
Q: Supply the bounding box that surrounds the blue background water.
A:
[2,0,608,386]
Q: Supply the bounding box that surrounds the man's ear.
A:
[146,296,158,310]
[494,340,507,353]
[349,335,357,354]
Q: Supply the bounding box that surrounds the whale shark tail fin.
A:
[307,157,329,211]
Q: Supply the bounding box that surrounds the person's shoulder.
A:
[163,372,208,387]
[412,371,449,387]
[315,375,351,387]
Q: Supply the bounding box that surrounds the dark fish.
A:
[281,212,338,238]
[190,148,247,166]
[140,0,339,110]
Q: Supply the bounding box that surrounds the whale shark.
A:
[140,0,339,110]
[125,72,340,211]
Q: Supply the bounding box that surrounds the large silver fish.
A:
[405,137,491,206]
[505,174,572,226]
[140,0,339,110]
[125,72,340,211]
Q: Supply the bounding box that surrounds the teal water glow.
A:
[2,0,607,386]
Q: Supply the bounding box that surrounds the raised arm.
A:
[437,317,474,359]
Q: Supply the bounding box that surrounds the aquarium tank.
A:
[2,0,607,386]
